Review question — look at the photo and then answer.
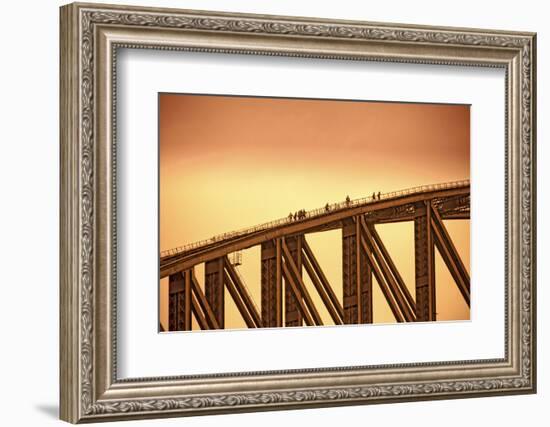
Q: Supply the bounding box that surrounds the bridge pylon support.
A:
[205,258,225,329]
[284,236,304,327]
[414,201,436,321]
[342,217,373,324]
[261,239,282,327]
[168,270,192,331]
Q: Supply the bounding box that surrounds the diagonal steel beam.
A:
[365,221,416,316]
[301,238,344,323]
[302,255,343,325]
[190,292,209,330]
[223,271,257,328]
[281,261,315,326]
[431,204,470,285]
[281,239,323,326]
[224,257,262,327]
[358,232,404,322]
[360,218,415,322]
[430,205,471,306]
[190,272,220,329]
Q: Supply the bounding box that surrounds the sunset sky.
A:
[159,93,470,331]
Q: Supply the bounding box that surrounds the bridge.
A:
[162,180,470,331]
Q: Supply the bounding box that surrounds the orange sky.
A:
[159,94,470,331]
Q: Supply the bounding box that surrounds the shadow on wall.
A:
[35,404,58,419]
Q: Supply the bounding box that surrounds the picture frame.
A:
[59,2,536,423]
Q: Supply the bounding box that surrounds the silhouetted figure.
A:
[377,191,381,200]
[345,195,351,206]
[294,212,298,221]
[372,192,376,200]
[325,203,330,212]
[288,212,293,222]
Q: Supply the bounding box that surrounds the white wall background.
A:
[0,0,545,426]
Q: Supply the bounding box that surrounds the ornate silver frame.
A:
[59,2,537,423]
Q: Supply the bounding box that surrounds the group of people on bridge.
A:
[287,191,383,224]
[288,209,307,222]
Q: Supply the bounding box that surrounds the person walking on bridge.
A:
[345,195,351,206]
[377,191,381,200]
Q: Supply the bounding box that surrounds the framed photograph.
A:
[60,2,536,423]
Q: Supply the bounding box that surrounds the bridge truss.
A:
[162,181,470,331]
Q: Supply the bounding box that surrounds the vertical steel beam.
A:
[342,218,373,324]
[205,258,225,329]
[261,240,282,327]
[276,238,282,327]
[168,274,181,331]
[414,201,436,321]
[168,271,191,331]
[184,270,192,330]
[284,236,303,327]
[342,219,357,324]
[356,219,363,323]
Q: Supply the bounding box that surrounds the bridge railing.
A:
[161,179,469,258]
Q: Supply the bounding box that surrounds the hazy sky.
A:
[159,94,470,331]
